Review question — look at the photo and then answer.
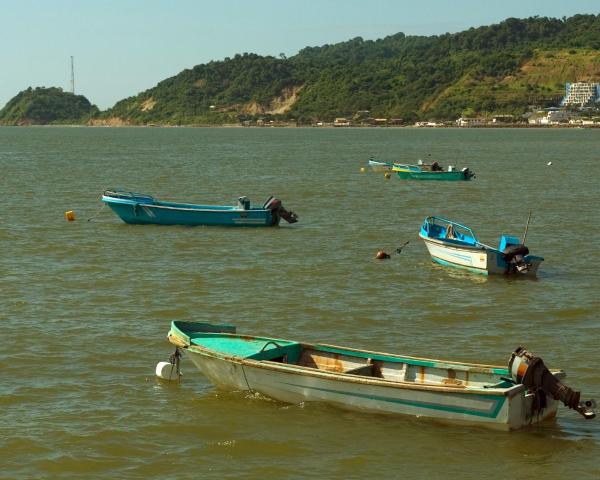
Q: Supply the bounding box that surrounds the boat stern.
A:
[497,235,544,276]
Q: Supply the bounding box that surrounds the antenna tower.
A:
[70,56,75,94]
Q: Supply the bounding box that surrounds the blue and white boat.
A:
[367,159,393,172]
[419,216,543,276]
[163,321,595,430]
[102,189,298,227]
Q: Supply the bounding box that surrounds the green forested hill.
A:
[287,14,600,121]
[103,54,298,125]
[4,15,600,126]
[0,87,99,125]
[101,14,600,125]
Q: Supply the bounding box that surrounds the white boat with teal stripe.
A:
[165,322,595,430]
[419,216,544,276]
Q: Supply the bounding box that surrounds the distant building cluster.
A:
[442,81,600,127]
[331,81,600,128]
[331,114,403,127]
[528,109,569,125]
[240,81,600,128]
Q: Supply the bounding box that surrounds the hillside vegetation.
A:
[3,15,600,126]
[0,87,99,125]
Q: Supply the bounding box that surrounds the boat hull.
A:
[420,234,543,276]
[183,347,559,430]
[102,195,278,227]
[395,170,472,181]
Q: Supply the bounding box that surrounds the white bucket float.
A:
[155,361,181,381]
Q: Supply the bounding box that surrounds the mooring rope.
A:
[168,347,182,382]
[86,202,106,222]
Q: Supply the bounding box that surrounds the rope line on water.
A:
[86,203,106,222]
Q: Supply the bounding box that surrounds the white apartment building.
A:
[560,82,600,107]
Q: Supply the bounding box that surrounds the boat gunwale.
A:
[419,232,489,252]
[101,195,271,214]
[169,330,504,370]
[367,160,392,166]
[392,163,423,173]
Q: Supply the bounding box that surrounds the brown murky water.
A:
[1,126,599,479]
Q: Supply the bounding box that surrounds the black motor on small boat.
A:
[502,243,530,273]
[509,347,596,420]
[461,167,475,179]
[264,196,298,225]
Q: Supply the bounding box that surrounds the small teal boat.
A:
[163,321,596,430]
[102,189,298,227]
[419,216,543,276]
[393,161,475,181]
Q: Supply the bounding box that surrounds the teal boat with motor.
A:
[393,161,475,181]
[102,189,298,227]
[419,216,543,276]
[162,321,595,430]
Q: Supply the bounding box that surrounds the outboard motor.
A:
[509,347,596,420]
[263,196,298,225]
[461,167,475,179]
[502,243,530,273]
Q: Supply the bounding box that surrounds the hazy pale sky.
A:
[1,0,598,109]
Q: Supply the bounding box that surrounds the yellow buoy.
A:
[360,167,366,173]
[384,172,391,179]
[65,210,76,221]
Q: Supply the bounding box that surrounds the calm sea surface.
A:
[1,126,599,479]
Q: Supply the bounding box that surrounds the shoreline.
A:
[2,123,599,129]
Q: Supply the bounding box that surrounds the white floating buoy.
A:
[547,161,552,166]
[156,361,180,381]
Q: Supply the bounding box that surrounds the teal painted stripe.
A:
[431,256,489,275]
[284,382,505,419]
[441,250,474,262]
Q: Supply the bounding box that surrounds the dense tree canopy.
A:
[0,87,98,125]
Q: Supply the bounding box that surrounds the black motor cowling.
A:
[264,196,298,225]
[509,347,596,420]
[502,243,530,273]
[462,167,475,179]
